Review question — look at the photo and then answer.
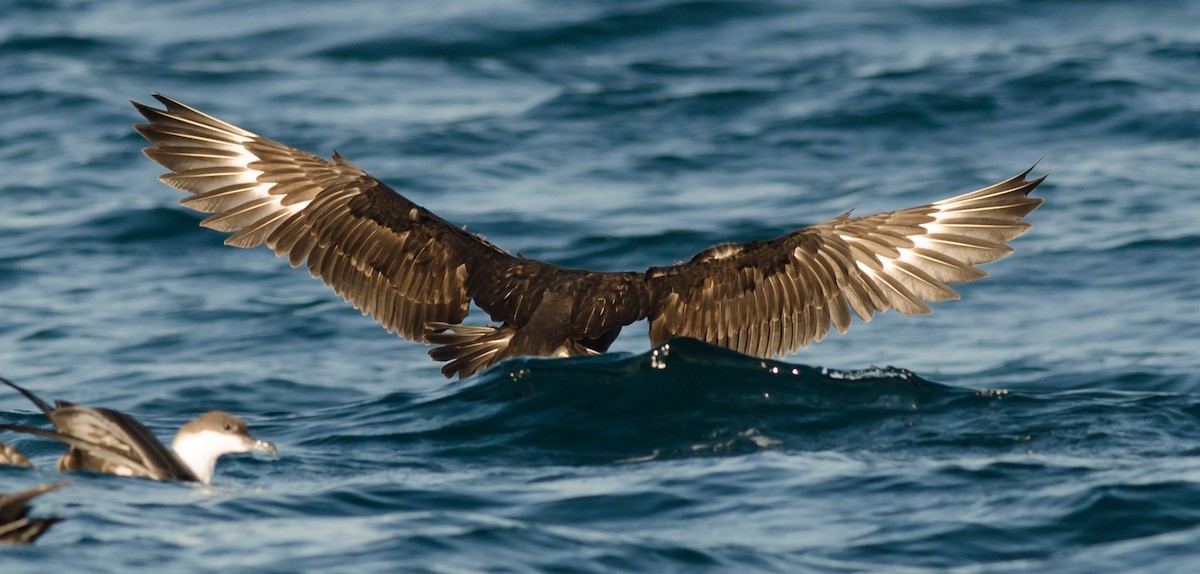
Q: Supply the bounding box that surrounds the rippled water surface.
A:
[3,1,1200,572]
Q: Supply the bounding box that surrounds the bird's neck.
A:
[170,431,226,484]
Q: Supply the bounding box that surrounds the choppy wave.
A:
[4,0,1200,572]
[336,338,952,465]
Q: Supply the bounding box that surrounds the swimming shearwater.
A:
[0,377,276,484]
[0,482,64,544]
[133,94,1044,378]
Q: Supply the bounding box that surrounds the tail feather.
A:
[425,323,517,379]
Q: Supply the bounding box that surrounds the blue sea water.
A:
[2,0,1200,571]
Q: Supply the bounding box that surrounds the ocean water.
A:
[2,0,1199,571]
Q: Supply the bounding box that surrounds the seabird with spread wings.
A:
[133,95,1043,378]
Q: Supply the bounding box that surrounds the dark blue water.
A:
[3,0,1200,571]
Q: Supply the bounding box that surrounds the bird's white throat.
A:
[171,429,254,484]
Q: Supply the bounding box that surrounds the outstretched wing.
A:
[646,169,1044,358]
[133,94,514,341]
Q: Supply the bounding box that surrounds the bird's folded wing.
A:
[0,424,158,478]
[0,482,65,523]
[55,407,194,479]
[646,169,1044,358]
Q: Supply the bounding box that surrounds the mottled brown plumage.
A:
[134,94,1043,378]
[0,482,64,545]
[0,441,33,468]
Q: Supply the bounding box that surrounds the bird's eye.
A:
[223,423,233,431]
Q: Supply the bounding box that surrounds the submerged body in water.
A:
[134,95,1043,378]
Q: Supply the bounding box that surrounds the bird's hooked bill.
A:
[250,438,278,456]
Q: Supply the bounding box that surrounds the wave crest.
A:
[350,338,970,465]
